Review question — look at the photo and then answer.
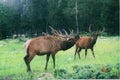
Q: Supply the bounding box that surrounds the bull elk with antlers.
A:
[24,26,79,72]
[74,24,105,60]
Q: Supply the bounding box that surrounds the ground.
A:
[0,36,119,79]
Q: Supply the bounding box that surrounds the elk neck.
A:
[91,36,98,46]
[59,39,75,51]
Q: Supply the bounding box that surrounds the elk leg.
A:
[24,55,29,71]
[85,49,87,59]
[52,55,55,69]
[74,47,78,60]
[77,48,81,59]
[45,54,50,70]
[91,48,95,58]
[24,55,34,72]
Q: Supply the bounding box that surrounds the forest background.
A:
[0,0,119,39]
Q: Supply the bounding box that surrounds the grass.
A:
[0,36,119,79]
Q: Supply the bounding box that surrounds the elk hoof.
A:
[27,69,31,72]
[45,68,47,71]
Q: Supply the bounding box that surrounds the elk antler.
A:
[69,29,74,36]
[42,32,50,36]
[59,30,63,35]
[88,24,92,33]
[63,29,69,36]
[98,27,105,34]
[49,26,60,35]
[49,26,66,38]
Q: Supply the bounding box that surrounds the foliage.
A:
[54,69,67,79]
[0,0,119,39]
[54,63,120,79]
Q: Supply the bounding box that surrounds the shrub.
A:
[54,63,120,79]
[54,69,67,79]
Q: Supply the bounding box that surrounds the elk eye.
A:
[67,38,73,41]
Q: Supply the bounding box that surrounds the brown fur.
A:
[74,35,98,60]
[24,35,79,72]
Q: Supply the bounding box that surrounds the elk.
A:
[24,27,80,72]
[74,24,105,60]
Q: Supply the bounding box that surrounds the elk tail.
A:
[24,39,31,54]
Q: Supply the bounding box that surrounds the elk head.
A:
[60,29,80,50]
[49,26,80,50]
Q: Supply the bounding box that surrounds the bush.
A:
[54,63,120,79]
[54,69,67,79]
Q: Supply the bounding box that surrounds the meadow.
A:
[0,36,119,79]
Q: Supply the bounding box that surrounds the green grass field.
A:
[0,36,119,79]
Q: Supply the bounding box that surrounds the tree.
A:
[0,0,119,39]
